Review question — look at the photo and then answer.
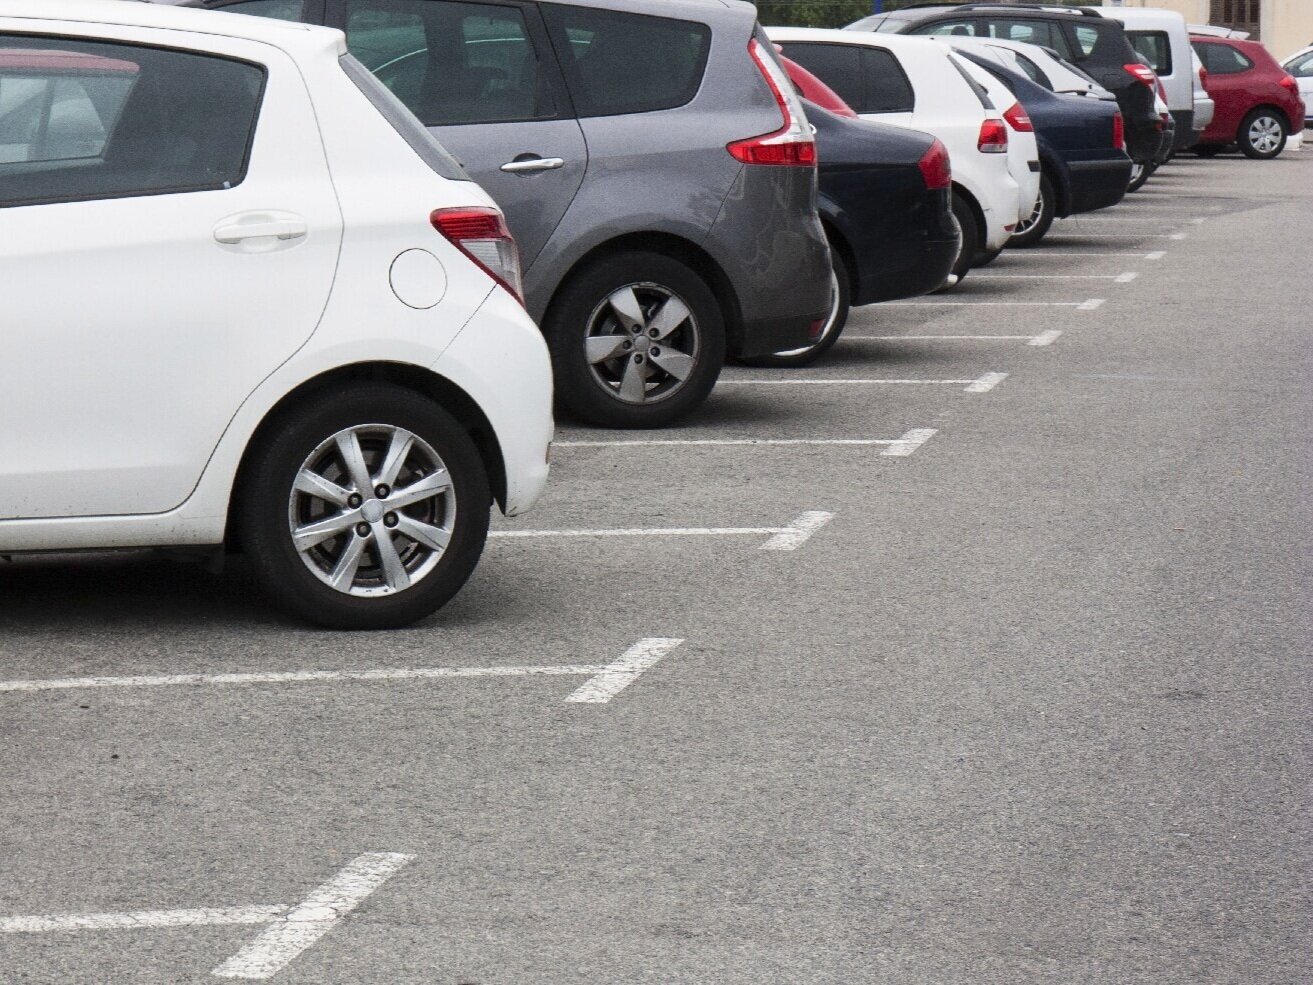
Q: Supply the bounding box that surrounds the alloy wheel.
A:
[584,283,701,405]
[288,424,456,597]
[1015,188,1047,236]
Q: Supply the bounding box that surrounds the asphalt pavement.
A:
[1,149,1309,984]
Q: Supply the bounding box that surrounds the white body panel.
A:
[0,2,553,553]
[767,27,1021,251]
[1282,46,1313,126]
[952,51,1041,225]
[1099,7,1195,116]
[1192,51,1215,131]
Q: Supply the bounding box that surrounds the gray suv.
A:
[168,0,833,428]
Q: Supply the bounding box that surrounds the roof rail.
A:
[948,3,1105,16]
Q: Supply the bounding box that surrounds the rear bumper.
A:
[1066,157,1133,214]
[856,235,959,305]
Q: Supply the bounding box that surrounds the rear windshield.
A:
[1128,30,1172,75]
[338,53,467,180]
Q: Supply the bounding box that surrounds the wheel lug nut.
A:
[356,523,371,537]
[347,494,362,508]
[634,354,643,364]
[622,340,632,349]
[650,346,660,356]
[648,328,659,338]
[375,484,390,498]
[384,513,398,528]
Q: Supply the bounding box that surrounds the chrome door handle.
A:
[500,157,565,174]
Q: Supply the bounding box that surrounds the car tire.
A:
[1238,108,1286,159]
[741,249,849,369]
[237,384,491,630]
[1193,144,1225,157]
[1009,172,1055,248]
[545,251,725,428]
[950,191,979,280]
[1127,160,1155,193]
[973,246,1004,267]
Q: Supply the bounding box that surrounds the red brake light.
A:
[728,39,817,166]
[977,117,1009,153]
[917,138,952,190]
[1280,74,1299,96]
[1199,65,1208,90]
[430,207,524,306]
[1124,63,1156,86]
[1002,102,1033,133]
[1112,111,1125,151]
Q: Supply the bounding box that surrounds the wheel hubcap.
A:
[584,283,699,405]
[1249,117,1282,153]
[288,424,456,598]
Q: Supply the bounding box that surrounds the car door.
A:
[1195,41,1252,135]
[1283,50,1313,119]
[0,30,341,519]
[327,0,585,272]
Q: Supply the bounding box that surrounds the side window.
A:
[217,0,305,20]
[777,43,862,113]
[1197,43,1252,75]
[541,4,711,117]
[985,19,1056,49]
[344,1,555,126]
[0,35,263,208]
[1071,25,1100,59]
[921,20,979,37]
[1287,52,1313,78]
[1129,31,1172,75]
[1012,52,1050,89]
[860,48,914,113]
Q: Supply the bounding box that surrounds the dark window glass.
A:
[985,18,1057,49]
[220,0,304,20]
[1195,41,1252,75]
[921,20,980,37]
[1287,52,1313,78]
[542,4,710,117]
[777,42,863,112]
[1072,24,1100,59]
[859,48,914,113]
[1128,30,1172,74]
[344,1,554,126]
[0,35,262,208]
[1013,52,1050,88]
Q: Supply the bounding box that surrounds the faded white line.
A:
[760,511,834,551]
[565,638,684,704]
[494,512,835,551]
[1044,233,1182,239]
[557,436,921,449]
[969,273,1133,280]
[213,853,414,980]
[0,906,285,934]
[1114,272,1139,283]
[844,334,1036,343]
[1145,251,1166,260]
[964,372,1008,394]
[882,428,938,457]
[718,377,978,386]
[1076,298,1106,311]
[1028,330,1063,347]
[1014,251,1165,257]
[877,300,1088,307]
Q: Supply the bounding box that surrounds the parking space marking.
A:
[1076,299,1106,310]
[969,272,1135,280]
[493,511,833,551]
[1,907,285,934]
[556,429,938,457]
[213,853,415,980]
[1045,233,1183,239]
[718,372,1006,392]
[565,638,684,703]
[1029,330,1063,346]
[879,299,1102,308]
[844,331,1059,346]
[0,639,693,701]
[1008,251,1165,258]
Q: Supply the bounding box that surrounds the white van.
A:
[1098,6,1197,148]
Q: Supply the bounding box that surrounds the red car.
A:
[1191,34,1305,159]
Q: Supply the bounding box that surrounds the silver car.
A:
[168,0,833,428]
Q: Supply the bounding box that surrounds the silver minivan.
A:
[168,0,833,428]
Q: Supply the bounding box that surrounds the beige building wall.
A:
[1102,1,1313,57]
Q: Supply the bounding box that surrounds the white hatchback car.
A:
[769,27,1026,280]
[0,0,553,629]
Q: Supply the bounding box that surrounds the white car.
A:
[1191,50,1215,134]
[1282,46,1313,130]
[0,0,554,629]
[767,27,1024,280]
[1100,6,1197,150]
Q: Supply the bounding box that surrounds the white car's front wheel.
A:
[238,384,490,629]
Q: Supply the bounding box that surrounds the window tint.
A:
[1195,42,1252,75]
[541,4,710,117]
[1072,25,1100,59]
[1012,52,1049,88]
[985,18,1058,49]
[1129,30,1172,74]
[922,20,979,37]
[220,0,304,20]
[778,43,863,112]
[860,48,914,113]
[344,1,554,126]
[1287,52,1313,78]
[0,35,262,208]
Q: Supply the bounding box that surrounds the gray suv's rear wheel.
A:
[546,251,725,428]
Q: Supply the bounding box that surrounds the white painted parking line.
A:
[844,331,1058,346]
[1045,233,1183,239]
[718,372,1006,393]
[969,272,1134,280]
[493,511,833,551]
[760,511,834,551]
[880,299,1105,309]
[1115,272,1139,283]
[213,853,414,980]
[565,638,683,704]
[0,906,285,934]
[556,429,937,457]
[1146,251,1166,260]
[1076,299,1106,311]
[0,639,692,700]
[1009,251,1164,258]
[1029,330,1063,347]
[963,372,1008,394]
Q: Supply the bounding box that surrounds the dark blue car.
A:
[753,104,959,367]
[956,50,1133,247]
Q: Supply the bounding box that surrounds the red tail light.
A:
[1280,74,1299,96]
[977,117,1009,153]
[917,138,951,190]
[728,39,817,166]
[1199,65,1208,91]
[430,207,524,305]
[1124,63,1156,86]
[1002,102,1033,133]
[1112,111,1125,150]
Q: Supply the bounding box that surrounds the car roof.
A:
[871,3,1105,23]
[1098,7,1187,28]
[767,25,955,55]
[0,0,341,53]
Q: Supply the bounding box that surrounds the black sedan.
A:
[755,104,959,367]
[956,50,1133,247]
